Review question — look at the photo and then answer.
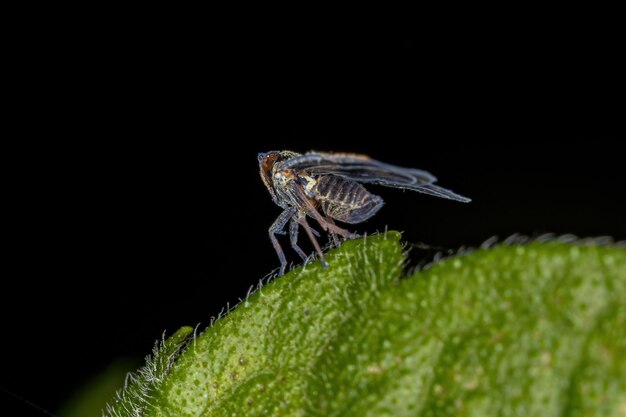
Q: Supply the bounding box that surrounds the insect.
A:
[258,150,471,275]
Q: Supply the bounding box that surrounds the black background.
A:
[2,28,624,415]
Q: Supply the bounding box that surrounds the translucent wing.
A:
[282,152,471,203]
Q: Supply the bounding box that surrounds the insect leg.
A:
[296,216,328,269]
[313,213,358,240]
[324,217,343,247]
[293,183,358,239]
[288,219,309,261]
[269,208,295,275]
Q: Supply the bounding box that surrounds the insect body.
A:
[258,150,470,275]
[313,175,383,224]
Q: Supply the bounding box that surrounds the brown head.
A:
[258,150,300,205]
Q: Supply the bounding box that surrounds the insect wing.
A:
[283,152,471,203]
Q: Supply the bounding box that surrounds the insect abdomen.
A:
[314,175,383,224]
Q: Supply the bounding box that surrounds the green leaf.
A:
[105,232,626,417]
